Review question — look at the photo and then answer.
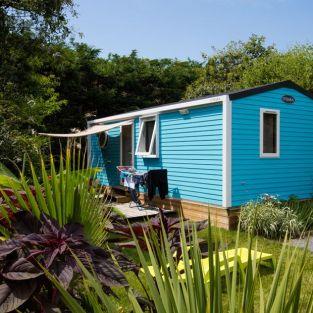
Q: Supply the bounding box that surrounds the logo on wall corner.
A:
[282,95,295,104]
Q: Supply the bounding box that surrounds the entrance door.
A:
[120,124,134,167]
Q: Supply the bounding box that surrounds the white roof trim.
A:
[89,95,225,125]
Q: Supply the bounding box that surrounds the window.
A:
[260,109,280,158]
[98,131,109,149]
[136,115,159,157]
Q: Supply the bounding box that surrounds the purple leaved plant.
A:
[109,209,207,260]
[0,211,138,312]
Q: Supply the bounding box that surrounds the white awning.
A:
[38,120,132,138]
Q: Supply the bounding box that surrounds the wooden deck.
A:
[138,194,240,229]
[113,202,159,219]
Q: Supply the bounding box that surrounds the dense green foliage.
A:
[0,0,74,171]
[45,46,201,133]
[185,34,276,97]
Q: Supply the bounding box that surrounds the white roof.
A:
[89,95,226,125]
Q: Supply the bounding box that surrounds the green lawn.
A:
[112,227,313,312]
[199,227,313,310]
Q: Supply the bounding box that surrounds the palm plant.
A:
[47,219,313,313]
[0,145,109,246]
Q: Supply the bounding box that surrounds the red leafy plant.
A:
[109,210,207,260]
[0,211,138,312]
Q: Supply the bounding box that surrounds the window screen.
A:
[263,112,277,154]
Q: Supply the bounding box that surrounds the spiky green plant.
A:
[0,162,21,189]
[46,219,313,313]
[0,144,110,246]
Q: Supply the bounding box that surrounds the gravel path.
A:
[290,236,313,252]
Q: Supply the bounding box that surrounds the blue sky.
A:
[69,0,313,60]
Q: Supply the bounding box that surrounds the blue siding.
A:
[90,127,120,186]
[232,87,313,206]
[134,104,223,205]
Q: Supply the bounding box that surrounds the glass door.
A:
[121,124,133,167]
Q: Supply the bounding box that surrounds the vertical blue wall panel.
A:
[232,87,313,206]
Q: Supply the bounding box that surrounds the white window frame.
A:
[135,114,159,158]
[260,108,280,158]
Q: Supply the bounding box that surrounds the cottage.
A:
[88,81,313,228]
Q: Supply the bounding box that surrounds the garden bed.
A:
[113,226,313,311]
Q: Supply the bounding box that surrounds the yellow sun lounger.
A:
[141,247,275,283]
[232,247,275,270]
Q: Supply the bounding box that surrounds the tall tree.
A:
[185,36,313,99]
[185,35,276,98]
[45,48,201,132]
[241,45,313,92]
[0,0,74,171]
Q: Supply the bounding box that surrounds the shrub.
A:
[286,197,313,230]
[0,211,137,312]
[240,194,303,239]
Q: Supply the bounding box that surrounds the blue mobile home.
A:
[88,81,313,228]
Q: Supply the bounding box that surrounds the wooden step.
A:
[112,185,130,196]
[95,186,131,203]
[111,194,131,203]
[95,191,130,203]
